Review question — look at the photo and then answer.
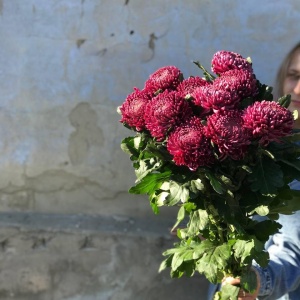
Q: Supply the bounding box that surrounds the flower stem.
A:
[206,201,225,244]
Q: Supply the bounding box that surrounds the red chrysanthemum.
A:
[193,70,258,111]
[144,66,183,92]
[167,117,214,170]
[194,84,240,111]
[119,88,151,131]
[206,110,251,160]
[144,90,192,141]
[192,85,211,107]
[176,76,208,99]
[218,69,258,99]
[211,50,253,75]
[242,100,294,146]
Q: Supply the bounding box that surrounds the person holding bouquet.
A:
[212,42,300,300]
[119,42,300,300]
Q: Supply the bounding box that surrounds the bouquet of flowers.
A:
[118,50,300,299]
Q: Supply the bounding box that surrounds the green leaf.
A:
[129,171,171,195]
[171,206,186,232]
[253,250,269,267]
[256,81,273,101]
[278,94,291,108]
[254,205,269,216]
[133,135,142,149]
[156,192,169,206]
[241,269,257,293]
[282,131,300,143]
[190,179,205,193]
[158,256,172,273]
[193,240,214,259]
[196,243,231,283]
[165,181,189,205]
[206,172,225,194]
[269,189,300,214]
[135,159,161,181]
[248,157,283,194]
[183,202,197,213]
[218,284,240,300]
[233,239,255,264]
[120,136,139,158]
[171,252,184,270]
[247,220,281,241]
[280,159,300,172]
[188,209,209,236]
[150,199,160,214]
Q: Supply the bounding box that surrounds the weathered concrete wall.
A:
[0,0,299,299]
[0,213,208,300]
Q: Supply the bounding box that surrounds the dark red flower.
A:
[242,100,294,146]
[119,88,151,131]
[144,66,183,92]
[144,90,192,141]
[167,117,214,170]
[193,70,258,111]
[211,50,253,75]
[192,85,212,108]
[176,76,208,99]
[206,110,251,160]
[194,84,240,111]
[218,69,258,98]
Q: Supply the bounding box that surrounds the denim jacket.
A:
[207,180,300,300]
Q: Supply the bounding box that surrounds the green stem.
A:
[205,200,225,244]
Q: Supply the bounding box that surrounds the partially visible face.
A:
[283,49,300,128]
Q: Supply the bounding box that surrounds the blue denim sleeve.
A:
[252,211,300,299]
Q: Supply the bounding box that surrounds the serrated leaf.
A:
[248,157,283,194]
[196,244,231,283]
[129,171,171,195]
[233,239,255,264]
[156,192,169,206]
[120,136,139,158]
[219,284,240,300]
[170,269,184,278]
[188,209,209,236]
[165,181,189,205]
[184,202,197,213]
[135,159,161,181]
[190,179,205,193]
[193,240,214,259]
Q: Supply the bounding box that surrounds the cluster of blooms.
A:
[119,51,294,171]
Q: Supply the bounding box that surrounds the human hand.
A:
[222,274,259,300]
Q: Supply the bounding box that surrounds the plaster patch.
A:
[68,103,104,165]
